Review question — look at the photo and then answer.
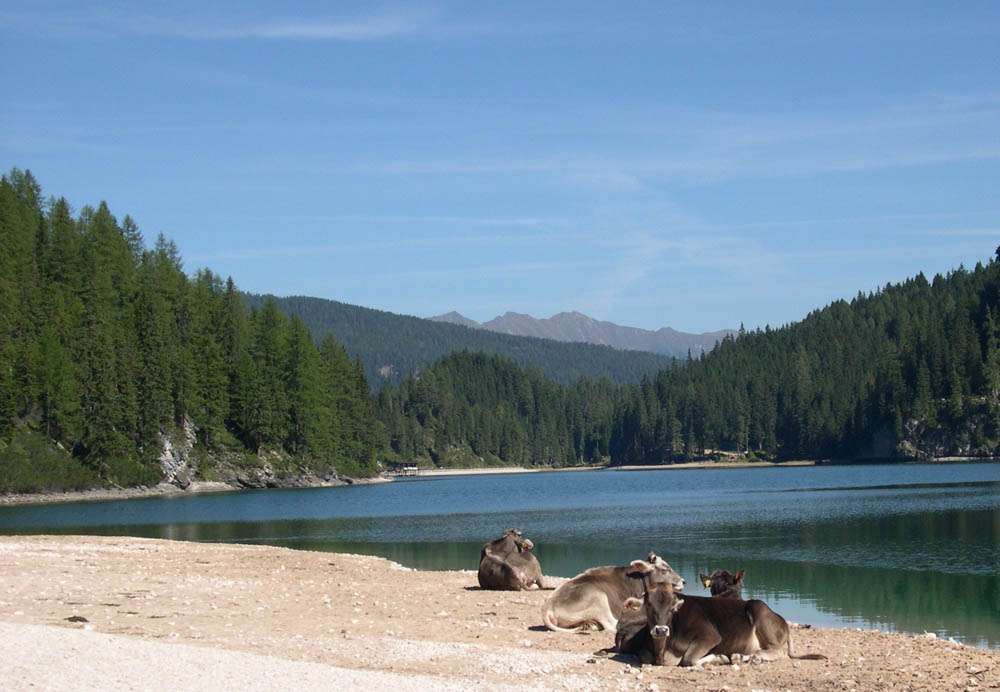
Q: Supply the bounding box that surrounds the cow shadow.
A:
[464,585,556,592]
[594,647,640,665]
[527,624,603,635]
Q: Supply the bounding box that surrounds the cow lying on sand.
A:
[698,569,745,598]
[617,559,826,667]
[477,529,546,591]
[541,552,685,632]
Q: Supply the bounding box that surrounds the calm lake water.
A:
[1,462,998,649]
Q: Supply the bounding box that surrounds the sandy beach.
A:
[1,535,996,691]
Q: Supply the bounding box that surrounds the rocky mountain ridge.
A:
[430,310,735,357]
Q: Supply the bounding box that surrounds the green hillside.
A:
[606,249,1000,463]
[241,294,676,387]
[377,249,1000,467]
[0,168,377,492]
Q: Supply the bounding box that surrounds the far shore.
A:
[0,461,804,506]
[414,459,817,477]
[3,456,996,507]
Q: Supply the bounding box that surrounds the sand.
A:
[1,535,997,691]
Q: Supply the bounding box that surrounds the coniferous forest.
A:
[2,168,999,493]
[241,293,676,388]
[376,255,1000,467]
[0,169,377,492]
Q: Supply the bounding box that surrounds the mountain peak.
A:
[428,311,480,328]
[430,309,734,357]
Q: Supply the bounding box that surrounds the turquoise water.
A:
[1,462,998,648]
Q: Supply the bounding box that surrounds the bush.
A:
[103,456,163,488]
[0,430,99,493]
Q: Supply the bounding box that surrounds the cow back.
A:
[569,565,644,604]
[478,553,522,590]
[670,595,790,658]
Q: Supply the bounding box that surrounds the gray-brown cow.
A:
[477,529,545,590]
[541,552,685,632]
[617,560,826,666]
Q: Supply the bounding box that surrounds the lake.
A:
[1,462,998,649]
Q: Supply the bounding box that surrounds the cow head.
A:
[698,569,744,597]
[628,552,685,591]
[624,580,683,664]
[500,528,533,552]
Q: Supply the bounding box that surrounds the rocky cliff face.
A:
[158,421,355,490]
[854,397,999,461]
[896,403,999,460]
[158,418,198,489]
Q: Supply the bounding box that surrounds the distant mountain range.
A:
[241,294,678,387]
[429,310,735,357]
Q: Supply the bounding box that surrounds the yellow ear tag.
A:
[629,602,639,610]
[703,579,711,588]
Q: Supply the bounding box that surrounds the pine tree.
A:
[285,315,331,463]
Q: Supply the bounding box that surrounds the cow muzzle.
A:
[651,625,670,638]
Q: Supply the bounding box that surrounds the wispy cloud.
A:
[189,225,569,263]
[918,228,1000,238]
[0,6,433,41]
[697,211,1000,232]
[304,214,564,227]
[178,11,433,41]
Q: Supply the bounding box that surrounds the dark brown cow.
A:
[479,528,528,562]
[619,561,826,667]
[541,553,685,632]
[477,529,545,590]
[698,569,745,598]
[614,580,681,663]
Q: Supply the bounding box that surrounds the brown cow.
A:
[541,552,685,632]
[479,528,528,562]
[477,529,545,590]
[614,579,681,663]
[619,560,826,667]
[698,569,745,598]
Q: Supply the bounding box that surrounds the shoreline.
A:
[3,456,997,506]
[2,535,997,691]
[0,462,792,505]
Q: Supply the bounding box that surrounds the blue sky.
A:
[2,2,998,333]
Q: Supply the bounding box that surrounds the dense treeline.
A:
[610,253,1000,463]
[375,250,1000,467]
[242,294,675,387]
[0,168,377,492]
[375,351,617,467]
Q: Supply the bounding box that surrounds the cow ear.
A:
[624,597,644,610]
[735,570,745,583]
[698,573,709,587]
[629,559,654,574]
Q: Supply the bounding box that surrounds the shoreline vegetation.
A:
[1,535,998,692]
[2,456,995,507]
